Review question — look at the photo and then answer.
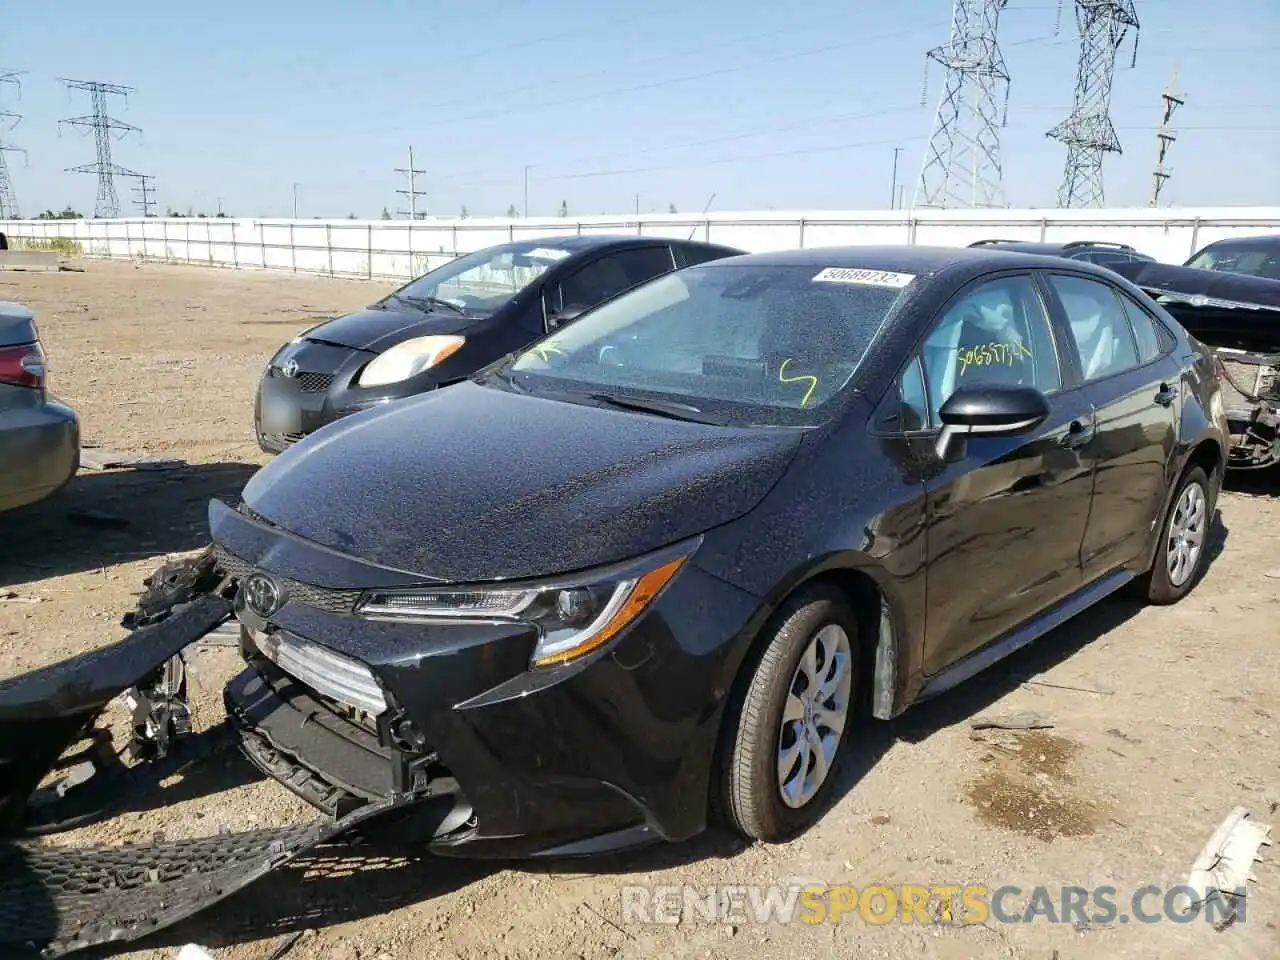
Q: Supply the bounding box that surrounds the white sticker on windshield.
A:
[811,267,915,288]
[526,247,571,261]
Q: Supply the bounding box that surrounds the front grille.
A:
[268,366,335,393]
[213,545,363,615]
[257,628,388,716]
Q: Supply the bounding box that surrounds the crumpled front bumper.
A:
[0,559,405,957]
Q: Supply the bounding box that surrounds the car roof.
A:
[697,243,1107,278]
[508,234,726,253]
[1196,233,1280,251]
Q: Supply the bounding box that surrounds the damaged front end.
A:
[0,549,399,957]
[0,549,232,836]
[1113,260,1280,471]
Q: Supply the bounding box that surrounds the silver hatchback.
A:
[0,301,79,512]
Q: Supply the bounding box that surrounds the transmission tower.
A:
[131,173,157,217]
[1046,0,1140,207]
[0,71,26,219]
[58,77,142,218]
[395,145,427,219]
[1149,64,1183,207]
[913,0,1012,209]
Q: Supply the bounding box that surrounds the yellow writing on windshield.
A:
[528,343,567,364]
[958,341,1032,376]
[778,358,818,407]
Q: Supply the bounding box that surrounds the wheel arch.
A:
[703,554,911,825]
[716,554,911,743]
[1139,433,1223,574]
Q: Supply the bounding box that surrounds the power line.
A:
[0,70,25,219]
[535,132,932,183]
[914,0,1014,209]
[394,145,428,219]
[58,77,142,218]
[347,23,946,138]
[410,17,899,118]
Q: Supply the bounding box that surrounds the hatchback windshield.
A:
[388,241,575,314]
[1184,241,1280,280]
[503,263,909,426]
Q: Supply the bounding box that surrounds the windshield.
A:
[500,263,910,427]
[387,240,576,314]
[1184,240,1280,280]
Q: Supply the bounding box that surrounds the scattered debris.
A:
[1181,806,1272,925]
[1105,728,1142,744]
[79,447,186,472]
[176,945,217,960]
[1020,678,1114,696]
[0,591,46,605]
[971,711,1054,731]
[67,508,131,530]
[263,930,308,960]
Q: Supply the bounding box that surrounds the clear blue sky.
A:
[3,0,1276,218]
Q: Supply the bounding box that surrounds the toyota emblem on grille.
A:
[242,572,283,618]
[280,359,300,379]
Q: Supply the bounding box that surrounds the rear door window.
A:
[1048,274,1141,381]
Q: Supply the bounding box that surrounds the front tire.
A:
[1140,464,1214,605]
[722,585,859,842]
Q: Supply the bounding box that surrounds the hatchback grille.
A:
[268,367,335,393]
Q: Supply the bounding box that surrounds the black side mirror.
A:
[935,384,1050,461]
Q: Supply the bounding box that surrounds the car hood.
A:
[236,381,803,583]
[303,304,475,352]
[1110,261,1280,354]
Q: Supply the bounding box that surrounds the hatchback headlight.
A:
[356,548,693,667]
[357,335,466,387]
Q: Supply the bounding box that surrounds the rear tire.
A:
[721,585,860,842]
[1138,464,1214,605]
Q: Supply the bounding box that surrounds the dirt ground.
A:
[2,259,1278,960]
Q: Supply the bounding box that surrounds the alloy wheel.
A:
[776,624,853,809]
[1166,480,1207,587]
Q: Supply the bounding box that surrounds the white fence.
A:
[4,207,1279,282]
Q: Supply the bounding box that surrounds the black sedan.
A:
[213,245,1229,856]
[254,234,744,452]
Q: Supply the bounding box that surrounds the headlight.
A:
[356,335,466,387]
[356,549,692,668]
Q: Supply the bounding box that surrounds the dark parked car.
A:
[1107,234,1280,470]
[254,234,744,452]
[968,238,1155,269]
[198,244,1229,857]
[1182,233,1280,279]
[0,301,79,512]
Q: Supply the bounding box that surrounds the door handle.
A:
[1060,419,1094,449]
[1154,383,1178,406]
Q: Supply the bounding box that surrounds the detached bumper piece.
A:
[0,801,393,957]
[0,593,235,835]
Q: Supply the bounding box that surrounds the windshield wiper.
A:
[394,294,467,316]
[585,391,712,423]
